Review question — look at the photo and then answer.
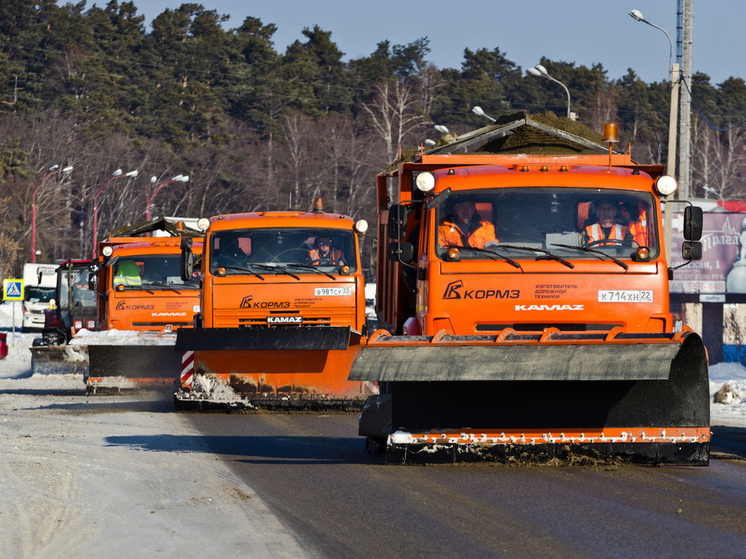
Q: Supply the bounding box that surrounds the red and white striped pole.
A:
[180,351,194,390]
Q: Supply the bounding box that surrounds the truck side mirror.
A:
[88,263,99,291]
[387,205,408,240]
[684,206,702,241]
[181,237,194,281]
[387,241,415,264]
[682,241,702,261]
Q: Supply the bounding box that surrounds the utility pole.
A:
[677,0,693,200]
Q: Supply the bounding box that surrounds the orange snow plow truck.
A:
[350,112,710,465]
[174,201,373,410]
[84,220,203,393]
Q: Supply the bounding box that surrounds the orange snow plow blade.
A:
[175,328,375,410]
[351,329,710,465]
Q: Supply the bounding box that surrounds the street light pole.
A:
[527,65,572,119]
[146,174,189,220]
[31,164,73,263]
[629,9,679,266]
[92,169,138,257]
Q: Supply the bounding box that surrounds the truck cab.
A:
[96,237,203,331]
[22,263,58,333]
[175,202,373,409]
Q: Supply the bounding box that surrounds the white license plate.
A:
[315,287,352,296]
[598,290,653,303]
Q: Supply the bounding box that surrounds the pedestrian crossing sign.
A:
[3,279,23,301]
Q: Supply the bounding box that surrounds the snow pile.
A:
[709,361,746,427]
[71,328,177,346]
[0,300,309,558]
[185,372,245,403]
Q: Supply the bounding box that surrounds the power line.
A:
[682,76,746,131]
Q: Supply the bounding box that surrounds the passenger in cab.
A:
[439,199,498,249]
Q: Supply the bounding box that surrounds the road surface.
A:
[186,412,746,559]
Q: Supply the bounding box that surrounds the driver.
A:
[309,237,344,265]
[583,200,634,246]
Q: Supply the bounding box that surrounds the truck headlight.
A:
[355,220,369,234]
[655,175,677,196]
[415,172,435,192]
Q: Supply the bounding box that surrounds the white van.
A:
[22,263,58,332]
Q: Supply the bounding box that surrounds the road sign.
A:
[3,279,23,301]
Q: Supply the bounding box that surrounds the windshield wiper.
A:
[549,244,628,271]
[141,281,184,294]
[496,244,574,269]
[283,263,337,280]
[218,265,265,280]
[455,246,523,270]
[249,263,301,280]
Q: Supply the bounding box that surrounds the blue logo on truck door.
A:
[442,280,519,300]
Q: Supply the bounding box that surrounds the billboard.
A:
[670,211,746,294]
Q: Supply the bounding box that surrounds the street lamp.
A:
[31,164,73,263]
[629,10,675,83]
[471,106,496,123]
[629,9,680,265]
[434,125,450,135]
[703,186,725,203]
[146,174,189,220]
[528,64,573,119]
[92,168,138,257]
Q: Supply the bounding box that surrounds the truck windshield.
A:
[60,267,96,308]
[25,286,54,303]
[209,228,356,275]
[435,188,658,261]
[112,255,200,290]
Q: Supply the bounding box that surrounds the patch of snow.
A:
[708,361,746,427]
[72,329,177,346]
[184,373,245,403]
[0,301,310,557]
[389,430,416,444]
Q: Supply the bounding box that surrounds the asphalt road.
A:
[186,413,746,559]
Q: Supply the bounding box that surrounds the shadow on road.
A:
[104,434,382,465]
[711,425,746,460]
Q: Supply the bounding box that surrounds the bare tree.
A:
[362,80,427,163]
[691,121,746,200]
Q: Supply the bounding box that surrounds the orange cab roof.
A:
[207,211,354,232]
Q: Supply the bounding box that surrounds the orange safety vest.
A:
[309,248,343,265]
[585,223,627,244]
[627,208,648,246]
[439,219,497,249]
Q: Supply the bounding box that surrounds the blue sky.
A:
[131,0,742,86]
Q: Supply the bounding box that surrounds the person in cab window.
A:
[309,237,344,265]
[439,199,498,249]
[626,201,649,247]
[583,200,635,246]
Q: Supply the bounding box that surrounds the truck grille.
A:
[237,317,332,327]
